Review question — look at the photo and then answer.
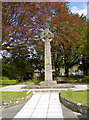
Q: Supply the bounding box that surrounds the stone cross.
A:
[40,28,57,86]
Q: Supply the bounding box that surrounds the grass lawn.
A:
[0,85,10,88]
[0,91,31,101]
[61,90,89,106]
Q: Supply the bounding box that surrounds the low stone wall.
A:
[59,93,89,115]
[1,92,33,109]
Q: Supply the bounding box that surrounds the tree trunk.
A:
[55,62,58,76]
[82,55,86,75]
[64,55,69,78]
[86,55,89,75]
[58,62,60,75]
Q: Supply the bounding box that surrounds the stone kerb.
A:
[1,92,33,109]
[59,93,89,115]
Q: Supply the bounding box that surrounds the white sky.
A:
[69,2,88,17]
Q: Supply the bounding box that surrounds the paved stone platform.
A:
[0,84,89,92]
[14,92,63,119]
[22,83,75,89]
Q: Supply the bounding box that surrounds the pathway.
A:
[0,85,28,91]
[14,92,63,119]
[1,84,88,119]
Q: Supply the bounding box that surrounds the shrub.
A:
[28,77,38,84]
[16,76,24,82]
[82,76,89,83]
[77,76,89,83]
[28,77,43,84]
[77,78,82,83]
[0,76,2,80]
[0,80,18,85]
[2,76,9,80]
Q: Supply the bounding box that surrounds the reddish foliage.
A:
[2,2,84,55]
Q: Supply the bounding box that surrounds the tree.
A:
[49,4,84,77]
[2,2,85,78]
[2,54,35,81]
[77,20,89,75]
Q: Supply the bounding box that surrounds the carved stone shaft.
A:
[45,38,52,81]
[40,28,57,86]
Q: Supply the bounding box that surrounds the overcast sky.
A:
[69,2,88,17]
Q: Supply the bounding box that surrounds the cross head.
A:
[40,28,54,42]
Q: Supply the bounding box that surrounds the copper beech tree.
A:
[2,2,84,77]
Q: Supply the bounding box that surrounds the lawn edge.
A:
[59,92,89,115]
[1,91,33,109]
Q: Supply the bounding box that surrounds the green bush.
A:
[28,77,38,84]
[77,76,89,83]
[0,76,2,80]
[82,76,89,83]
[0,80,18,85]
[77,78,82,83]
[27,77,43,84]
[2,76,9,80]
[16,76,24,82]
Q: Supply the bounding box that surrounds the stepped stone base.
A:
[21,84,75,89]
[39,80,57,86]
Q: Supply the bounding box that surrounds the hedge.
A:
[0,80,18,85]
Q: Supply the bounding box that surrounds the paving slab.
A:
[14,92,63,119]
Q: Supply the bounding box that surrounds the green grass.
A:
[0,85,10,88]
[61,90,89,106]
[0,80,18,85]
[0,91,32,101]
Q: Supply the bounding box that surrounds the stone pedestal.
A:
[40,28,57,86]
[39,80,57,86]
